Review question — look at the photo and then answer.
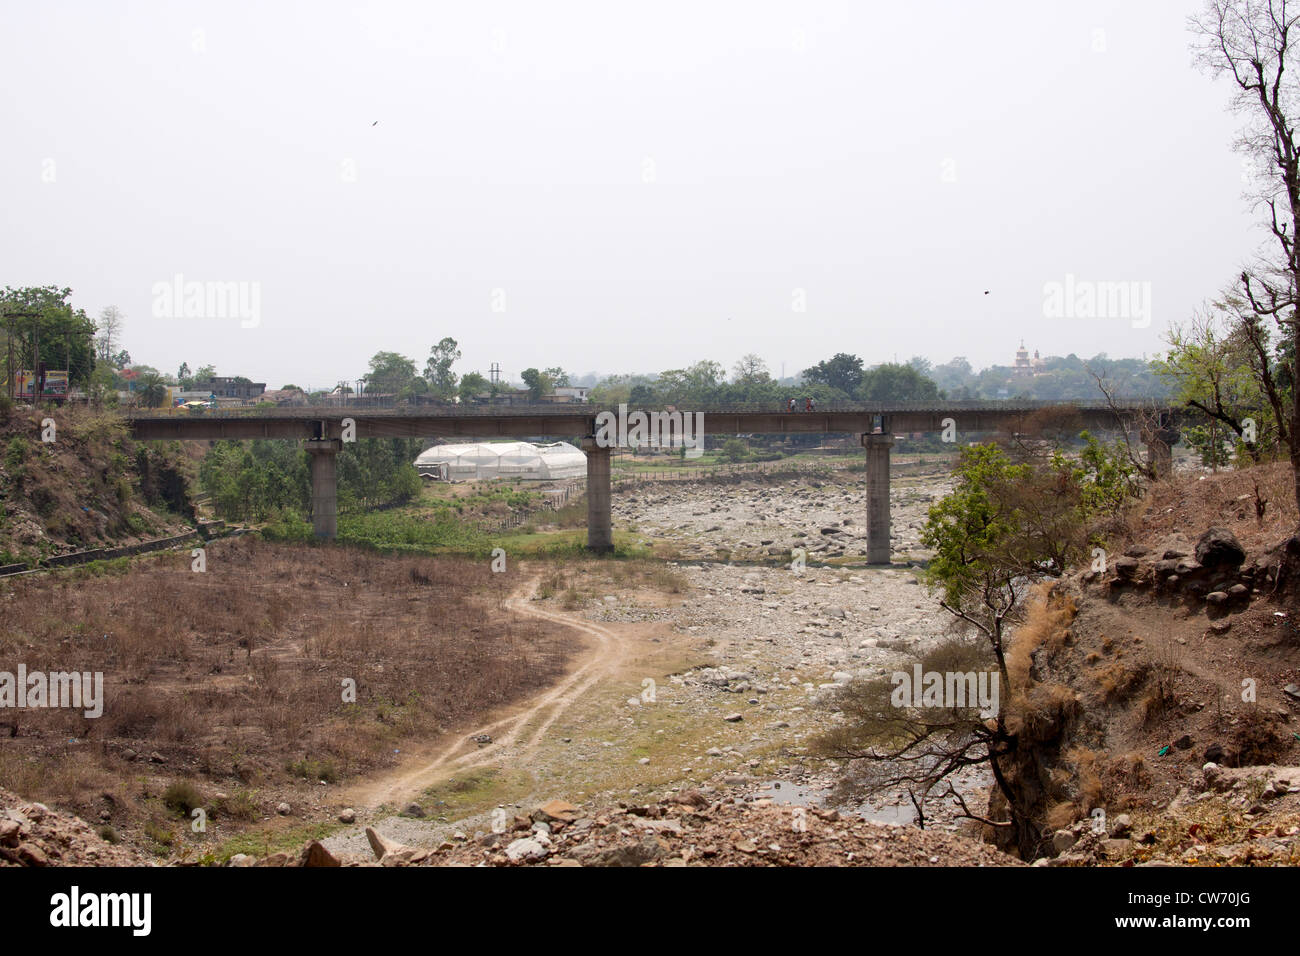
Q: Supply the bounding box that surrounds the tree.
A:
[178,362,191,385]
[802,353,864,395]
[423,337,461,400]
[544,367,570,388]
[907,355,934,378]
[655,360,725,403]
[458,371,490,402]
[520,367,553,401]
[858,363,942,402]
[1,286,97,387]
[96,306,124,363]
[816,441,1139,858]
[718,437,750,462]
[138,372,169,408]
[733,353,771,384]
[1153,303,1284,464]
[1192,0,1300,513]
[365,351,418,395]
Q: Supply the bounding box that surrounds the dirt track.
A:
[341,575,632,809]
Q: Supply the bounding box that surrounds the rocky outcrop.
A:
[0,788,150,867]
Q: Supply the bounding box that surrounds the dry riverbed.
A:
[322,469,992,861]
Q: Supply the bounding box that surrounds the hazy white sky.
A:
[0,0,1266,388]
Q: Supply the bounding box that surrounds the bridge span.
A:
[123,400,1172,562]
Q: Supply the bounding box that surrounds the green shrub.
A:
[262,508,314,542]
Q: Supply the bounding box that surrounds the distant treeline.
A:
[579,352,1167,406]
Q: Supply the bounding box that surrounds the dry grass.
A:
[1005,585,1077,705]
[1113,460,1298,557]
[0,538,576,808]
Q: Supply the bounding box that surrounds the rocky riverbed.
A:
[315,468,995,862]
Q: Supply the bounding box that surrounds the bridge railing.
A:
[121,397,1159,421]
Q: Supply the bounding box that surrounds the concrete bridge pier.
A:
[1145,414,1180,479]
[581,437,614,552]
[862,432,893,564]
[305,439,341,538]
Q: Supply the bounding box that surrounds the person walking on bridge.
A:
[805,396,814,412]
[788,397,797,413]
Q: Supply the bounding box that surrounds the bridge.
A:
[123,400,1173,562]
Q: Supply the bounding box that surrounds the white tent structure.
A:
[414,441,587,481]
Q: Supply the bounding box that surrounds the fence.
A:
[0,529,208,578]
[474,479,588,534]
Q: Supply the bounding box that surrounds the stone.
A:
[505,837,548,863]
[338,808,356,824]
[1113,556,1140,581]
[276,802,291,815]
[403,802,425,817]
[1052,830,1076,853]
[1109,813,1133,838]
[535,800,581,824]
[228,854,256,867]
[15,843,48,866]
[1195,528,1245,569]
[365,826,409,862]
[1205,591,1229,605]
[302,841,341,867]
[0,820,20,848]
[723,713,744,722]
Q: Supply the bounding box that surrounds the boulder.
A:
[534,799,581,824]
[504,837,548,863]
[1112,556,1140,582]
[302,841,341,867]
[1195,528,1245,570]
[364,826,410,862]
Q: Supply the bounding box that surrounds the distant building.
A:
[551,386,590,403]
[1012,342,1045,379]
[192,376,266,401]
[260,387,309,407]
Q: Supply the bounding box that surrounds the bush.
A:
[4,436,27,476]
[162,779,203,816]
[288,756,339,784]
[262,508,314,542]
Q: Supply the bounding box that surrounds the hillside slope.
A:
[992,461,1300,863]
[0,405,196,566]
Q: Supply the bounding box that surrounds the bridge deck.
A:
[123,400,1159,441]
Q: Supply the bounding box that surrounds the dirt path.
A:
[341,573,633,809]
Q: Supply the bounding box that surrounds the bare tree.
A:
[731,353,770,384]
[95,305,124,363]
[1089,368,1166,479]
[1191,0,1300,512]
